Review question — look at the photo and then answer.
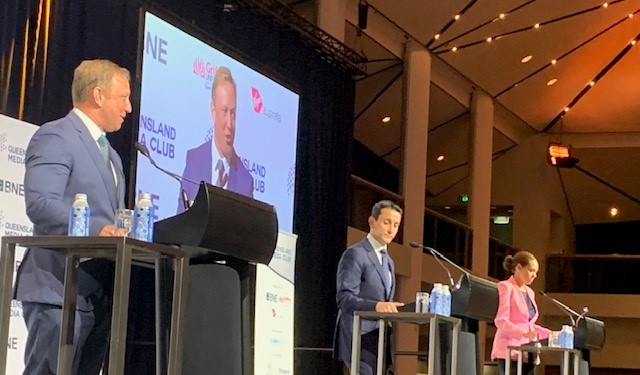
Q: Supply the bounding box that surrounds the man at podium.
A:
[14,59,131,374]
[334,200,405,375]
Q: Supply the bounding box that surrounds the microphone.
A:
[538,290,589,328]
[409,241,466,288]
[134,142,197,211]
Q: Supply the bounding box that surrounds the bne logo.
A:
[251,87,263,113]
[145,32,168,65]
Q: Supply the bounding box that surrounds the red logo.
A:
[251,87,263,113]
[193,58,206,77]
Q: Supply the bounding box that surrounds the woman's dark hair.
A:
[503,250,536,274]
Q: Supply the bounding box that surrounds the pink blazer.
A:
[491,276,550,361]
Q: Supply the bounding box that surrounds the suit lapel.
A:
[69,112,117,211]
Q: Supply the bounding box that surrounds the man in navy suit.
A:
[14,59,132,374]
[178,66,253,213]
[334,200,405,375]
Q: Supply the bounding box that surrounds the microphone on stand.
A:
[538,290,589,328]
[409,241,467,289]
[134,142,198,211]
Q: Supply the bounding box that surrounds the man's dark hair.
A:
[371,200,403,219]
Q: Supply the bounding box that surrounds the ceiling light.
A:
[629,13,634,18]
[589,81,595,86]
[486,37,493,43]
[609,207,619,217]
[547,78,558,86]
[499,13,506,20]
[631,40,637,46]
[451,46,458,52]
[602,3,609,8]
[551,59,557,65]
[381,116,391,123]
[454,14,461,20]
[436,155,445,161]
[444,206,451,210]
[521,55,533,63]
[534,23,540,29]
[564,107,570,112]
[434,34,440,40]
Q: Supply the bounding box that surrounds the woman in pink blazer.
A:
[491,251,551,375]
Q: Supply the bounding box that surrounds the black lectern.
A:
[575,316,605,351]
[153,182,278,375]
[450,273,499,375]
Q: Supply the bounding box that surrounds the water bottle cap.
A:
[140,192,152,200]
[74,193,88,200]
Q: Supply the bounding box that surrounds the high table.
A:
[0,236,189,375]
[506,344,581,375]
[351,312,461,375]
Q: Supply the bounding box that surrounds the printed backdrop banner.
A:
[254,231,297,375]
[1,114,37,374]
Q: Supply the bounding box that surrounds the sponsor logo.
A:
[0,133,7,152]
[0,134,27,164]
[0,179,24,196]
[7,336,19,350]
[251,87,263,113]
[193,59,217,90]
[250,87,282,123]
[1,209,34,236]
[266,292,278,302]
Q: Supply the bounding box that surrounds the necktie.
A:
[380,249,392,299]
[215,159,228,188]
[97,134,110,165]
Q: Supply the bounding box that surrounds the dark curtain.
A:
[1,0,354,373]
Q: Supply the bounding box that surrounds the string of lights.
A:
[434,0,628,54]
[425,0,479,48]
[430,0,537,51]
[496,8,640,97]
[542,30,640,133]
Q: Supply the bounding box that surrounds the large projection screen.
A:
[136,11,300,232]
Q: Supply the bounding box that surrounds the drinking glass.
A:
[114,208,134,236]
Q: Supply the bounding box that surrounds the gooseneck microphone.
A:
[538,290,589,327]
[135,142,198,211]
[409,241,465,289]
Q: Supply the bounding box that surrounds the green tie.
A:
[97,134,110,165]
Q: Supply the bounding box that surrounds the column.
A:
[467,88,494,362]
[396,39,431,375]
[317,0,346,42]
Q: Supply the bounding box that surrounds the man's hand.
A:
[375,301,405,313]
[99,224,127,237]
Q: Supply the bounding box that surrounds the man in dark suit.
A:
[334,200,405,375]
[178,66,253,213]
[14,59,131,374]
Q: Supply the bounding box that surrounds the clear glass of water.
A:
[415,292,430,313]
[114,208,134,236]
[548,331,561,347]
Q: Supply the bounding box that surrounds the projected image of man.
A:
[178,66,253,212]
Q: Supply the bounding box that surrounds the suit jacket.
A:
[14,111,125,311]
[177,139,253,213]
[333,237,396,366]
[491,276,551,361]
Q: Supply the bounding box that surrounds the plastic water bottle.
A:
[429,283,442,314]
[442,285,452,316]
[68,193,90,236]
[132,193,155,242]
[559,325,574,349]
